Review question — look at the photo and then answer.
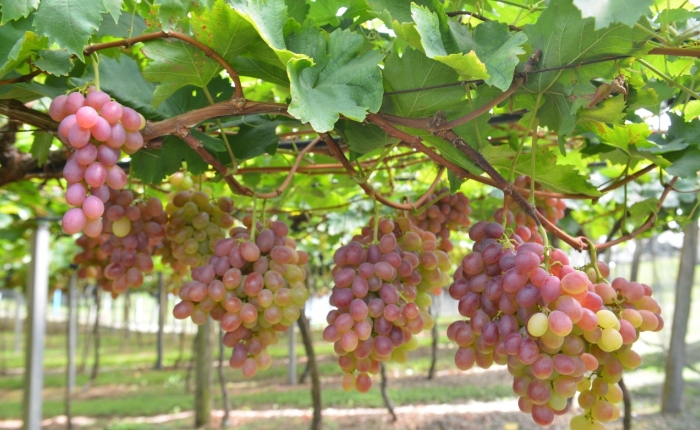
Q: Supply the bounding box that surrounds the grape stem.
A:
[581,237,605,283]
[372,198,380,243]
[538,224,550,272]
[411,188,449,216]
[92,54,101,92]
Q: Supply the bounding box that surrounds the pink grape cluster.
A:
[409,188,472,252]
[500,175,567,233]
[172,217,310,378]
[99,190,167,295]
[323,216,450,393]
[73,234,109,280]
[52,88,145,237]
[447,218,663,428]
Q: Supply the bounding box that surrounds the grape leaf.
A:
[337,121,399,155]
[230,57,289,85]
[192,0,259,65]
[665,149,700,178]
[142,39,220,107]
[521,0,649,134]
[629,198,659,223]
[656,8,700,26]
[411,4,488,82]
[448,170,461,193]
[153,0,190,31]
[30,132,52,167]
[367,0,439,24]
[287,28,384,132]
[285,0,309,23]
[103,0,123,24]
[573,0,654,30]
[216,115,285,161]
[33,0,107,60]
[34,50,74,76]
[484,145,601,196]
[227,0,309,65]
[381,48,463,118]
[0,22,47,78]
[96,12,147,38]
[0,0,40,24]
[131,136,209,184]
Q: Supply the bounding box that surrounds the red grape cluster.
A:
[73,234,109,280]
[99,190,167,295]
[53,88,146,237]
[447,217,663,428]
[172,217,310,378]
[501,175,566,233]
[324,216,450,392]
[409,188,472,252]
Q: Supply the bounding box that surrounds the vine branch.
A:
[83,31,245,100]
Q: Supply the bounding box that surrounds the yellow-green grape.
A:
[527,313,549,337]
[596,309,618,329]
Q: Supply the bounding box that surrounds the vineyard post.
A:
[662,220,699,413]
[155,273,165,370]
[21,221,50,430]
[13,292,23,354]
[66,271,78,430]
[194,318,213,427]
[288,325,297,385]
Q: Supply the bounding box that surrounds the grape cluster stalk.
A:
[324,215,451,392]
[447,212,663,428]
[409,188,472,252]
[498,175,567,233]
[173,214,310,378]
[51,88,146,237]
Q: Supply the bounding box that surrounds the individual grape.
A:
[64,92,85,115]
[105,165,128,189]
[527,313,548,338]
[82,196,105,219]
[84,90,111,111]
[65,183,87,206]
[68,123,91,148]
[76,106,99,128]
[84,162,107,188]
[91,117,112,141]
[101,101,123,124]
[121,107,144,131]
[49,95,68,121]
[62,208,87,234]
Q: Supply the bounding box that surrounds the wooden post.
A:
[155,273,165,370]
[22,222,50,430]
[66,272,77,429]
[194,319,212,427]
[662,220,699,413]
[288,324,297,385]
[14,292,24,354]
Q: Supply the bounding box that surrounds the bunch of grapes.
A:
[447,217,662,428]
[73,233,109,280]
[52,88,146,237]
[97,189,167,295]
[409,188,472,252]
[172,216,309,377]
[500,175,566,233]
[159,186,235,276]
[323,215,450,392]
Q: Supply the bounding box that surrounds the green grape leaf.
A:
[285,0,309,23]
[656,8,700,26]
[103,0,123,24]
[0,23,47,78]
[337,121,399,155]
[230,57,289,85]
[0,0,40,24]
[153,0,190,31]
[381,48,463,118]
[578,95,627,125]
[227,0,309,65]
[448,170,461,194]
[581,121,651,153]
[131,135,209,184]
[287,28,384,132]
[142,39,220,107]
[573,0,654,30]
[523,0,649,94]
[192,0,259,65]
[629,197,659,224]
[367,0,439,24]
[96,12,147,38]
[30,132,53,167]
[308,0,345,27]
[483,145,601,196]
[462,21,527,91]
[411,4,488,82]
[521,0,648,134]
[34,50,74,76]
[33,0,107,60]
[220,115,285,161]
[665,149,700,178]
